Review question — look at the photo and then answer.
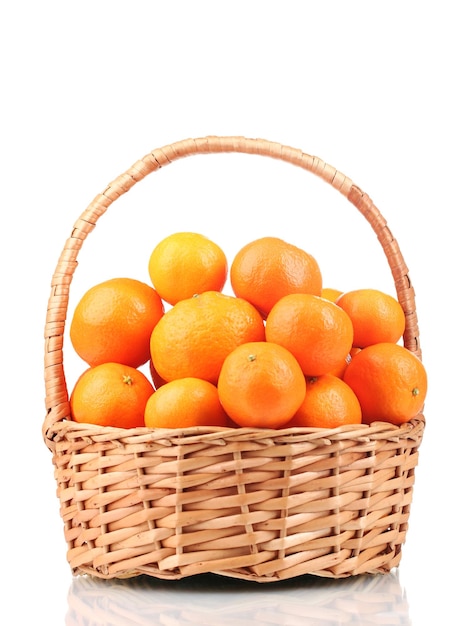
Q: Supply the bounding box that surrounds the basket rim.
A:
[47,414,426,451]
[43,135,423,452]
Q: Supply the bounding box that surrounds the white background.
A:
[1,1,457,624]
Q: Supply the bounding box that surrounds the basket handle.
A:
[43,136,420,450]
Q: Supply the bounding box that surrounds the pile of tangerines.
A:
[69,232,427,431]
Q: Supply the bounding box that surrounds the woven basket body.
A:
[43,136,425,582]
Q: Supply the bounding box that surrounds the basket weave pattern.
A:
[43,136,425,581]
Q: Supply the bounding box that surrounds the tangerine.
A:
[321,287,343,303]
[150,291,265,385]
[343,342,427,425]
[328,347,361,379]
[286,374,362,429]
[327,353,352,379]
[336,288,405,348]
[148,232,227,305]
[70,277,164,368]
[144,377,229,429]
[265,294,354,376]
[217,341,306,429]
[149,359,167,390]
[230,236,322,317]
[70,362,154,428]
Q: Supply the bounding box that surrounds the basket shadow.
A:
[66,569,411,625]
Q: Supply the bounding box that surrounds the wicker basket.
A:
[43,136,425,582]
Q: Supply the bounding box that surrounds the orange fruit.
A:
[217,341,306,429]
[343,342,427,425]
[321,287,343,303]
[150,291,265,385]
[286,374,362,429]
[70,362,154,428]
[265,294,354,377]
[149,359,167,390]
[327,353,352,379]
[70,277,164,368]
[230,236,322,317]
[144,377,229,429]
[328,347,361,379]
[336,288,405,348]
[148,232,227,305]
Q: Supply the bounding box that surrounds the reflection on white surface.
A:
[66,569,410,625]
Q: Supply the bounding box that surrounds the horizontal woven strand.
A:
[96,526,172,550]
[159,549,275,576]
[253,548,347,579]
[101,506,170,532]
[162,526,264,550]
[186,530,276,553]
[261,528,338,553]
[261,511,354,533]
[94,546,174,573]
